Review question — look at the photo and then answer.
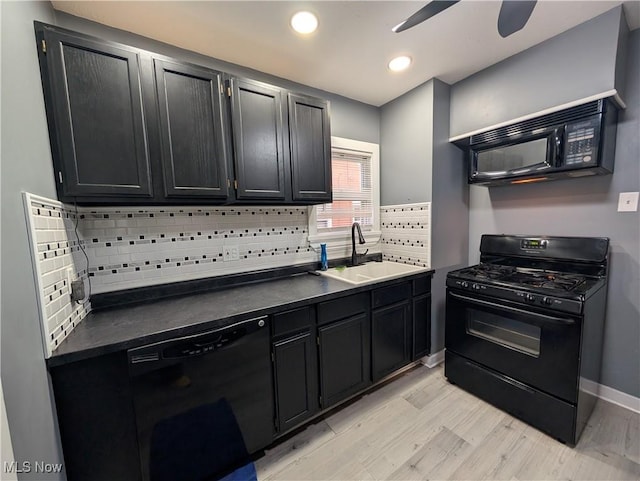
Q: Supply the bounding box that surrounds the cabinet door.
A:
[273,331,319,434]
[372,301,411,382]
[413,294,431,360]
[40,28,153,198]
[154,59,229,198]
[318,313,371,408]
[230,78,287,200]
[288,93,332,202]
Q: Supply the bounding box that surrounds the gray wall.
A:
[380,80,434,205]
[430,80,468,352]
[467,28,640,398]
[450,6,626,138]
[380,78,469,353]
[0,5,380,479]
[1,2,66,480]
[55,11,380,145]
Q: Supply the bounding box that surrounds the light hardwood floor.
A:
[255,365,640,481]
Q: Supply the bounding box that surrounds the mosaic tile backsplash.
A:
[380,202,431,268]
[24,193,431,358]
[78,206,317,293]
[23,193,91,357]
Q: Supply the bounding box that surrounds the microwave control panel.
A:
[565,116,600,166]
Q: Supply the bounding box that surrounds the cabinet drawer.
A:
[273,306,313,338]
[413,275,432,296]
[372,282,411,309]
[317,293,368,326]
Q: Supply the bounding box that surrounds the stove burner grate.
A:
[457,264,587,292]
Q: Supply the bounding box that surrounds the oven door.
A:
[445,289,580,403]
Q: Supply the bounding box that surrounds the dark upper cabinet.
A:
[37,24,153,199]
[36,23,332,206]
[230,78,287,201]
[153,58,229,199]
[288,93,332,203]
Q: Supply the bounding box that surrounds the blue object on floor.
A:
[218,462,257,481]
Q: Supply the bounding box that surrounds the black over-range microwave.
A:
[458,99,619,186]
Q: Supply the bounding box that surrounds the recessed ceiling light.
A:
[291,11,318,34]
[388,56,412,72]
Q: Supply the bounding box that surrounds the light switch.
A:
[617,192,639,212]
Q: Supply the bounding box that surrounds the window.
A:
[308,137,380,245]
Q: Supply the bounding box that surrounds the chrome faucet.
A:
[351,222,367,266]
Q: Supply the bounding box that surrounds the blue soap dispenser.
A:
[320,243,328,271]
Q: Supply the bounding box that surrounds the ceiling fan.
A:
[393,0,538,38]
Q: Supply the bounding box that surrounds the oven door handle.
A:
[449,292,576,326]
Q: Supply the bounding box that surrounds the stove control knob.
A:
[542,297,553,305]
[472,283,480,290]
[525,294,535,302]
[460,281,469,288]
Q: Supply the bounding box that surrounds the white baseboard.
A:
[582,378,640,414]
[422,349,444,368]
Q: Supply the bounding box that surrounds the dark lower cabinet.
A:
[37,24,153,200]
[412,274,432,360]
[372,301,411,382]
[273,332,319,433]
[413,294,431,359]
[271,306,318,434]
[318,310,371,408]
[154,58,230,199]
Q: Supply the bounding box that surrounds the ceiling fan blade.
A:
[497,0,537,38]
[393,0,460,33]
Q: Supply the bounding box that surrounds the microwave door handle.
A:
[552,127,564,167]
[449,292,576,326]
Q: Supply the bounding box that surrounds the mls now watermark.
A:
[4,461,64,474]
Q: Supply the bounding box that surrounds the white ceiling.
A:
[51,1,640,107]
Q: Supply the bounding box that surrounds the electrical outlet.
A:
[70,280,85,303]
[617,192,639,212]
[223,245,239,261]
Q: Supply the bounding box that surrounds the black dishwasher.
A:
[128,316,273,481]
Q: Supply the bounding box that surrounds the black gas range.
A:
[445,235,609,446]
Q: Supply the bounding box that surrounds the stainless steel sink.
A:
[318,261,428,285]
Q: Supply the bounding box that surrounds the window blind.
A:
[316,149,373,233]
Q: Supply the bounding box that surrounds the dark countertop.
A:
[49,269,434,367]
